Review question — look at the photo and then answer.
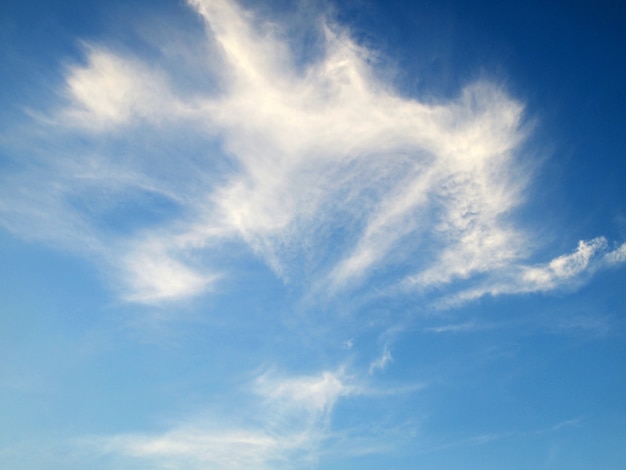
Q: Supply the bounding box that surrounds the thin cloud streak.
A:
[79,366,427,469]
[81,369,359,469]
[441,237,626,307]
[369,346,393,374]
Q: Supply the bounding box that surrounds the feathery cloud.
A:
[83,369,352,469]
[0,0,623,307]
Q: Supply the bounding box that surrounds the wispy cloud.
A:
[441,237,626,307]
[369,346,393,374]
[0,0,623,308]
[1,1,623,469]
[75,365,426,469]
[425,321,486,334]
[413,416,582,456]
[61,45,185,130]
[80,369,354,469]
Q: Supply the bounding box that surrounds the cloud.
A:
[92,429,287,470]
[81,369,353,469]
[2,2,623,468]
[369,346,393,374]
[76,366,425,469]
[0,0,623,306]
[120,238,218,303]
[604,241,626,265]
[256,370,349,413]
[425,321,484,334]
[441,237,626,306]
[409,416,582,457]
[519,237,606,289]
[61,45,180,130]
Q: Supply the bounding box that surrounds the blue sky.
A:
[1,0,625,468]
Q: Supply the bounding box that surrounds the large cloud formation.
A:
[0,0,624,307]
[1,1,625,468]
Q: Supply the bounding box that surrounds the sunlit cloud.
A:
[79,365,427,468]
[442,237,626,306]
[62,46,181,130]
[83,369,354,469]
[0,0,566,306]
[1,1,624,467]
[369,346,393,374]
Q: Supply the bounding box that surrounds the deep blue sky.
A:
[1,1,625,469]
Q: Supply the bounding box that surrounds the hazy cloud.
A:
[0,0,623,307]
[443,237,626,306]
[369,346,393,374]
[84,369,352,469]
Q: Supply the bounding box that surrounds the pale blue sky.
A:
[1,0,625,468]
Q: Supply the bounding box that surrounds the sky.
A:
[1,0,625,468]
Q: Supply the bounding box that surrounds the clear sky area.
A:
[1,0,625,468]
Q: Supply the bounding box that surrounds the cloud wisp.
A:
[440,237,626,307]
[79,366,427,469]
[0,0,624,308]
[2,0,525,302]
[2,2,624,468]
[369,346,393,374]
[81,369,355,469]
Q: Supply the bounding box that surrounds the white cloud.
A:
[91,428,297,470]
[76,366,425,468]
[441,237,626,306]
[120,239,217,303]
[62,45,190,130]
[2,1,623,468]
[603,241,626,265]
[157,0,530,295]
[369,346,393,374]
[425,321,483,334]
[519,237,606,289]
[0,0,623,306]
[83,369,352,469]
[256,370,349,413]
